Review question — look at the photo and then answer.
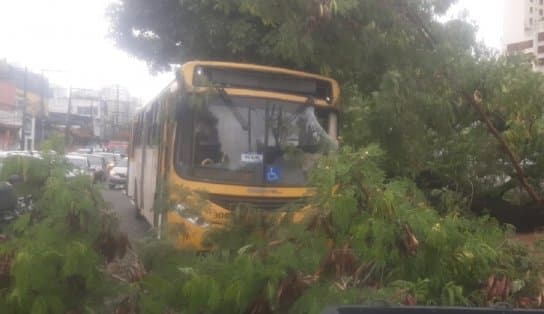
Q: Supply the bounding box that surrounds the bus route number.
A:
[215,212,230,220]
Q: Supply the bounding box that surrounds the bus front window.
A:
[175,95,337,186]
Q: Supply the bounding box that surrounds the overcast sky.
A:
[0,0,505,103]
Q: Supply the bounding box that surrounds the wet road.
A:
[101,188,150,242]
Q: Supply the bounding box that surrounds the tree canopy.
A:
[109,0,544,224]
[108,0,454,74]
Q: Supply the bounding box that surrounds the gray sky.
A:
[449,0,505,49]
[0,0,504,102]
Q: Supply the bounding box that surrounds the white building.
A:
[48,85,139,141]
[49,87,107,138]
[100,85,139,126]
[503,0,544,70]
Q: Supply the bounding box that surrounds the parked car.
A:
[0,178,33,227]
[112,150,126,158]
[0,181,17,223]
[95,152,117,172]
[108,157,128,189]
[93,148,105,153]
[5,150,42,159]
[84,154,107,182]
[76,147,93,154]
[0,151,8,171]
[0,150,44,172]
[65,154,92,178]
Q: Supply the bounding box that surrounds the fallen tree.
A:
[109,0,544,222]
[125,147,544,313]
[1,151,543,313]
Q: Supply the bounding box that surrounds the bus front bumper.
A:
[167,211,214,250]
[166,203,310,250]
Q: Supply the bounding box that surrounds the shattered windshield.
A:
[175,95,337,186]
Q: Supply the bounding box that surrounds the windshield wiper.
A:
[217,88,249,131]
[290,95,315,115]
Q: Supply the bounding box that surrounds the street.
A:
[101,188,150,242]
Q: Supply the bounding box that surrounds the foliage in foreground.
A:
[0,148,542,313]
[0,156,128,313]
[129,147,544,314]
[39,131,66,155]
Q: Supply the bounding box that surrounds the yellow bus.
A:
[128,61,340,249]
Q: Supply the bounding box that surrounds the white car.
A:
[95,152,117,170]
[65,154,92,178]
[76,148,93,154]
[0,151,8,171]
[0,151,43,171]
[108,158,128,189]
[5,150,43,159]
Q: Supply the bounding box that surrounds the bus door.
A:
[139,102,161,226]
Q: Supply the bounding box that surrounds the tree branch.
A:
[469,90,543,207]
[471,195,544,231]
[402,4,544,210]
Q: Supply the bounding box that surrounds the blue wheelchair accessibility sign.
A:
[266,166,281,182]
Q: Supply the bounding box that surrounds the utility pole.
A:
[90,99,94,142]
[39,71,45,144]
[39,68,66,144]
[65,87,72,147]
[20,67,27,150]
[116,84,119,139]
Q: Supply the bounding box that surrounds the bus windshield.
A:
[175,95,337,186]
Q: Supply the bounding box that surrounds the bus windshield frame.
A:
[174,93,338,187]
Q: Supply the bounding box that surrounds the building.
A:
[48,87,102,145]
[0,59,139,149]
[0,61,49,150]
[503,0,544,69]
[48,84,139,144]
[98,85,140,141]
[100,85,139,126]
[0,80,21,150]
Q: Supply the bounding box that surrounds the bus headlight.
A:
[175,203,186,213]
[174,203,210,228]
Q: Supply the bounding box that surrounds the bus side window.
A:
[145,106,153,146]
[153,101,161,145]
[174,104,194,174]
[130,123,136,156]
[134,113,142,147]
[146,101,162,146]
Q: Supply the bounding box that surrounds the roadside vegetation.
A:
[3,0,544,313]
[128,146,544,313]
[1,148,544,313]
[0,154,129,313]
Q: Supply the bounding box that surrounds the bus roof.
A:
[135,61,340,117]
[180,61,340,107]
